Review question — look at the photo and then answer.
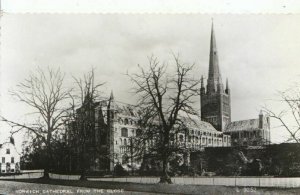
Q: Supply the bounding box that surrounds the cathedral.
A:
[67,22,270,172]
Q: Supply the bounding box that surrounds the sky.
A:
[1,14,300,150]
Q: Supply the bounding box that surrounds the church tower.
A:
[200,22,231,132]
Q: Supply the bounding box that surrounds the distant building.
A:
[224,111,271,146]
[0,140,21,173]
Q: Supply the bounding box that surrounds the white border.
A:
[2,0,300,14]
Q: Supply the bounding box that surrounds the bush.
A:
[114,163,128,176]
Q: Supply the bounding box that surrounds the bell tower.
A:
[200,21,231,131]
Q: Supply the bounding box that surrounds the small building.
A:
[0,141,21,173]
[224,111,270,146]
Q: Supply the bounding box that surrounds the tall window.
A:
[6,149,10,154]
[124,118,129,125]
[179,135,184,142]
[136,129,142,137]
[11,157,14,163]
[124,139,127,146]
[121,128,128,137]
[2,157,5,163]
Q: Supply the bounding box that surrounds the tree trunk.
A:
[159,156,172,184]
[43,144,51,179]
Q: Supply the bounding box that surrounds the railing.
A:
[1,170,300,188]
[87,176,300,188]
[0,170,44,179]
[49,173,80,180]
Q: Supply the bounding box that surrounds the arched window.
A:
[124,118,129,125]
[121,128,128,137]
[136,129,142,137]
[179,135,184,142]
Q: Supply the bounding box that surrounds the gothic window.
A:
[124,119,129,125]
[121,128,128,137]
[179,135,184,142]
[170,134,174,141]
[136,129,142,137]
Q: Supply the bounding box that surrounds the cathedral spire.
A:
[207,20,223,93]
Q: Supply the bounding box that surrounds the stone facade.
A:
[68,93,231,172]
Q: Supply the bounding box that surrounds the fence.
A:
[1,170,300,188]
[88,176,300,188]
[49,173,80,180]
[0,170,43,179]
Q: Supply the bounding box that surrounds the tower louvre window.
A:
[121,128,128,137]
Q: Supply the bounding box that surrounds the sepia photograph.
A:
[1,10,300,194]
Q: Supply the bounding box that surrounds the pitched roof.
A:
[180,115,219,133]
[115,101,139,117]
[225,117,269,132]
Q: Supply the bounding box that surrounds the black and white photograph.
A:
[1,2,300,194]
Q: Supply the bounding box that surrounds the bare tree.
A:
[65,69,105,180]
[264,84,300,143]
[1,67,71,178]
[128,55,200,183]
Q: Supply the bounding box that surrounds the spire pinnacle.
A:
[109,90,114,100]
[201,75,204,88]
[226,78,229,89]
